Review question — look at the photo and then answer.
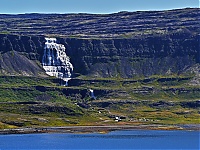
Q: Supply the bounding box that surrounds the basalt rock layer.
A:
[0,8,199,78]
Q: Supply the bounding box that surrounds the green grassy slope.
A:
[0,75,199,129]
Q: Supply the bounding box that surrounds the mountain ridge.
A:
[0,8,199,38]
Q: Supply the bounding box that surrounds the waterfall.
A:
[89,89,96,99]
[42,38,73,86]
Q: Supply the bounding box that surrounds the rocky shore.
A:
[0,124,199,135]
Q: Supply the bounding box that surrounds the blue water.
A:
[0,130,199,150]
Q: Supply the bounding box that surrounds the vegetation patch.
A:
[0,75,199,129]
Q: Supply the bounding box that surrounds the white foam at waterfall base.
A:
[42,38,73,86]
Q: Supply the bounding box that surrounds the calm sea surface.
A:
[0,130,199,150]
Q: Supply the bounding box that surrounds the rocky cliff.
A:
[0,8,199,78]
[0,34,199,78]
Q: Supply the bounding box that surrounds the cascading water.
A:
[89,89,96,100]
[42,38,73,85]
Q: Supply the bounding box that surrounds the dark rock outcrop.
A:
[180,100,200,108]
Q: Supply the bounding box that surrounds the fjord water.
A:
[0,130,199,149]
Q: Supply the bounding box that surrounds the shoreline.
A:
[0,124,199,135]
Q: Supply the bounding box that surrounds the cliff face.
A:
[0,35,45,76]
[60,35,199,77]
[0,33,198,78]
[0,8,199,78]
